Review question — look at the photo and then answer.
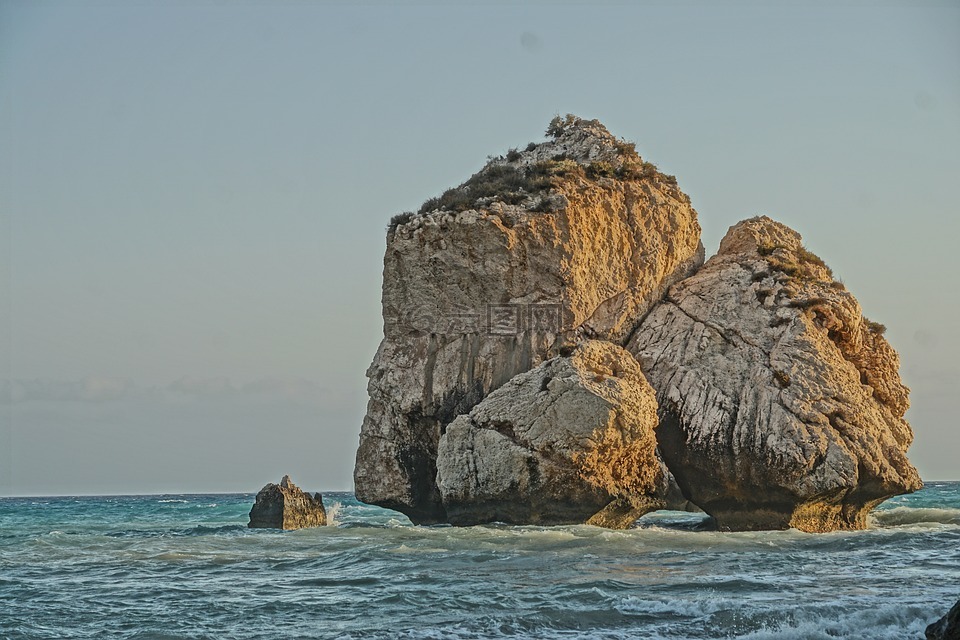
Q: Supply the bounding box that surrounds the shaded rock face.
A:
[248,475,327,530]
[355,116,703,524]
[627,216,921,532]
[436,340,665,527]
[926,600,960,640]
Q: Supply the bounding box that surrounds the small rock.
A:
[926,600,960,640]
[248,475,326,529]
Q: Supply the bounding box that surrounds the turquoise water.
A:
[1,483,958,639]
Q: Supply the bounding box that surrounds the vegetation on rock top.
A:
[758,241,835,281]
[387,114,679,234]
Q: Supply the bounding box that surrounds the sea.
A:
[1,483,957,640]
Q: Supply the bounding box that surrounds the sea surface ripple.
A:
[1,483,958,639]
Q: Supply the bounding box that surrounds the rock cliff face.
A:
[436,340,665,528]
[248,475,327,530]
[354,115,919,532]
[355,116,704,524]
[926,600,960,640]
[627,217,921,531]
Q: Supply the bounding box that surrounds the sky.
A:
[1,0,958,496]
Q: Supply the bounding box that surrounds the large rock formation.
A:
[353,114,920,532]
[627,217,921,531]
[436,340,666,528]
[926,600,960,640]
[248,475,327,529]
[355,116,704,524]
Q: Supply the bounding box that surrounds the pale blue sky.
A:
[1,0,958,495]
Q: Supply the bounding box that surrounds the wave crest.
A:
[326,501,343,527]
[871,507,960,527]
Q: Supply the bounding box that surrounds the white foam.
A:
[616,594,727,617]
[326,501,343,527]
[734,603,932,639]
[871,506,960,527]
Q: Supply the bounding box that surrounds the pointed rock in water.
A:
[627,216,922,532]
[436,340,666,527]
[248,475,327,529]
[355,115,703,524]
[926,600,960,640]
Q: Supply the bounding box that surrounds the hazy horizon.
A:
[2,1,958,497]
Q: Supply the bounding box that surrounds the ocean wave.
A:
[158,499,190,503]
[149,552,194,562]
[326,501,343,526]
[323,602,939,640]
[871,507,960,527]
[733,602,933,639]
[4,488,958,640]
[179,524,246,536]
[292,576,381,587]
[104,524,247,538]
[616,594,729,618]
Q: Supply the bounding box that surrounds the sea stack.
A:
[355,115,703,525]
[248,475,327,529]
[627,217,921,531]
[353,115,920,531]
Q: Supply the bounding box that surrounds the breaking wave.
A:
[1,486,957,639]
[871,506,960,527]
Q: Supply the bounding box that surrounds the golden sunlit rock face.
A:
[354,117,919,532]
[248,475,327,530]
[628,216,921,532]
[355,116,703,525]
[436,340,665,528]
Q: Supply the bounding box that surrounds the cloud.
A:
[167,376,237,397]
[240,377,324,400]
[1,376,326,404]
[1,377,136,404]
[165,376,325,401]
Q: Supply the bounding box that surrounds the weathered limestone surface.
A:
[436,340,666,527]
[355,117,703,524]
[627,216,922,532]
[248,475,327,530]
